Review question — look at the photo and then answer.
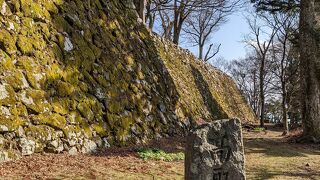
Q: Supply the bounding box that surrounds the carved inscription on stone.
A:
[213,168,229,180]
[185,119,246,180]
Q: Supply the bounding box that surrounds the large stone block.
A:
[185,119,245,180]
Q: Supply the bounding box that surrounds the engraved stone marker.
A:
[185,119,246,180]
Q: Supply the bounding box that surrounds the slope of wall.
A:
[155,37,256,123]
[0,0,255,161]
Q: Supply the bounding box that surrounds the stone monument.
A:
[185,119,246,180]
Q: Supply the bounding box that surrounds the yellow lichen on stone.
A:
[0,0,256,159]
[32,113,67,130]
[56,81,75,97]
[51,98,70,115]
[0,117,24,132]
[0,30,17,55]
[17,35,33,54]
[77,100,94,121]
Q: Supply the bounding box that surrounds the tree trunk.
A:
[253,70,258,116]
[146,2,154,29]
[282,86,289,135]
[134,0,146,22]
[173,0,179,44]
[173,0,185,45]
[300,0,320,140]
[281,37,289,135]
[173,20,182,44]
[199,44,203,60]
[259,57,265,127]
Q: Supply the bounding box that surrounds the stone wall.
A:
[0,0,256,161]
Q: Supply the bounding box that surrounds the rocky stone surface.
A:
[185,119,246,180]
[0,0,255,161]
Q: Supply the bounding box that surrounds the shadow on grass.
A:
[244,138,320,157]
[248,167,320,180]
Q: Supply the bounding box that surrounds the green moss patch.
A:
[137,148,184,162]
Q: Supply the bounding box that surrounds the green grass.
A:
[137,148,184,162]
[253,127,265,132]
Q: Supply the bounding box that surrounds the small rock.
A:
[0,84,9,100]
[0,106,11,117]
[0,137,3,145]
[102,137,111,148]
[0,151,10,162]
[159,112,167,125]
[19,138,36,156]
[81,139,97,153]
[0,2,7,15]
[158,103,166,112]
[68,147,78,155]
[20,91,34,105]
[16,126,25,137]
[0,125,9,132]
[56,143,64,153]
[146,115,154,122]
[67,132,78,147]
[50,140,59,149]
[64,35,74,52]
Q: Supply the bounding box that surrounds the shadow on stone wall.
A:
[191,65,228,120]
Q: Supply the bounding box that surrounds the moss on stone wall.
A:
[0,0,256,161]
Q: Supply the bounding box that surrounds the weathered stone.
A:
[16,126,25,138]
[159,103,166,112]
[0,136,4,145]
[18,138,36,156]
[0,151,10,162]
[68,147,78,155]
[0,125,9,132]
[47,139,64,153]
[66,132,78,147]
[102,137,111,148]
[185,119,246,180]
[81,139,97,153]
[159,112,168,125]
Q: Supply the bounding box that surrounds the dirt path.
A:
[0,126,319,180]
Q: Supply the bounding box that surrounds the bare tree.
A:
[134,0,147,22]
[267,12,298,135]
[244,14,278,127]
[158,7,174,39]
[183,4,227,61]
[171,0,204,44]
[204,44,221,62]
[251,0,320,142]
[146,0,171,29]
[150,0,240,44]
[229,55,261,116]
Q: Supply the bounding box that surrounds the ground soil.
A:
[0,125,319,180]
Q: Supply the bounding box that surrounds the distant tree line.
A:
[249,0,320,141]
[215,0,319,141]
[225,8,299,135]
